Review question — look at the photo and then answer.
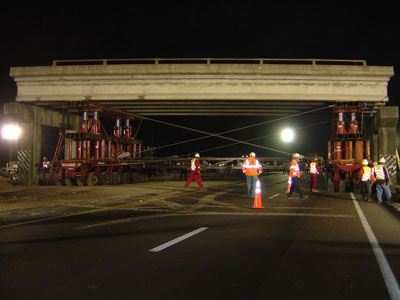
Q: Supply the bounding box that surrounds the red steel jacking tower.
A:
[53,105,144,186]
[327,104,370,192]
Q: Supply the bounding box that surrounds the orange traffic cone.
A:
[286,177,292,194]
[252,179,264,209]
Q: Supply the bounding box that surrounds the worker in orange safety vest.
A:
[184,153,204,189]
[358,159,375,201]
[287,153,308,200]
[241,152,262,198]
[309,157,322,192]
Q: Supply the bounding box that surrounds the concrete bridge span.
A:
[10,58,394,116]
[3,58,397,185]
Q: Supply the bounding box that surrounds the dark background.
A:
[1,3,399,163]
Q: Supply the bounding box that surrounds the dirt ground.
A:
[0,174,241,224]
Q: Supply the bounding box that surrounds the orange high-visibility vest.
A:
[359,166,375,182]
[242,157,262,176]
[289,160,300,178]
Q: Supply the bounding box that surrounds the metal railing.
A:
[53,58,367,67]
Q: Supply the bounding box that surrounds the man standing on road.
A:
[242,152,262,199]
[184,153,204,189]
[287,153,308,200]
[309,157,322,192]
[358,159,375,201]
[374,157,392,204]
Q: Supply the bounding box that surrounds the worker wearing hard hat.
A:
[374,157,392,204]
[287,153,308,200]
[358,159,375,201]
[309,157,322,193]
[42,157,50,169]
[241,152,262,199]
[184,153,204,189]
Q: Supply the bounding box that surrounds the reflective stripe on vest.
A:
[191,158,198,171]
[243,159,261,169]
[289,160,300,177]
[375,165,386,180]
[310,162,318,174]
[361,166,371,181]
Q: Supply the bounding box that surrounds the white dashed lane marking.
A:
[149,227,208,253]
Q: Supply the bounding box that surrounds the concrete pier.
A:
[3,102,81,184]
[374,106,398,183]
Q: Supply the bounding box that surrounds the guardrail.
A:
[53,58,367,67]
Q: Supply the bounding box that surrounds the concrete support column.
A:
[4,102,81,185]
[374,106,398,183]
[17,122,34,185]
[31,107,42,185]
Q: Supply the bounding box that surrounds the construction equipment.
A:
[327,104,369,192]
[39,102,295,186]
[43,103,152,186]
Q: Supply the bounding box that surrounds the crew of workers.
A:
[182,151,394,205]
[356,157,393,204]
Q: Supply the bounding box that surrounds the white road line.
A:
[269,194,280,199]
[350,192,400,299]
[149,227,208,253]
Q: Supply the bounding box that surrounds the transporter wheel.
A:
[112,172,121,185]
[100,171,112,185]
[87,172,99,186]
[131,172,140,183]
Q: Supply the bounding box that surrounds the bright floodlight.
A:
[281,128,294,142]
[2,125,22,140]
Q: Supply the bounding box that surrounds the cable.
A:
[183,120,330,157]
[87,102,333,156]
[154,105,334,151]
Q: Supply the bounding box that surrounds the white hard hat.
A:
[379,157,386,163]
[194,153,200,158]
[249,152,256,157]
[362,159,368,165]
[292,153,300,158]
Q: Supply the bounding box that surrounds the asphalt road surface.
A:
[1,174,400,299]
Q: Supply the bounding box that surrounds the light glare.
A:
[2,125,22,140]
[281,128,294,142]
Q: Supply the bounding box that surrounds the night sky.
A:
[1,3,399,163]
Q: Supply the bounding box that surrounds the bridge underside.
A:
[10,58,393,117]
